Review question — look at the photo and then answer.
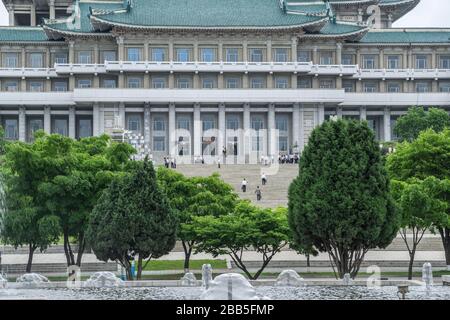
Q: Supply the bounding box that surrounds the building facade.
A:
[0,0,449,163]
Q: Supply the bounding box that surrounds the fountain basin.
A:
[443,275,450,286]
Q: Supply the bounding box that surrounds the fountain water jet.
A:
[84,272,124,288]
[180,272,198,286]
[200,273,262,300]
[342,273,353,285]
[201,264,212,289]
[275,270,306,287]
[422,263,433,291]
[16,273,49,288]
[0,273,7,289]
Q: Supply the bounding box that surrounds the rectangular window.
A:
[53,81,68,92]
[176,48,191,62]
[225,77,240,89]
[225,48,239,62]
[77,118,92,139]
[201,77,215,89]
[202,118,216,131]
[127,115,142,132]
[387,55,400,69]
[52,118,68,136]
[250,77,265,89]
[319,79,334,89]
[29,81,44,92]
[362,55,377,69]
[297,50,310,63]
[4,81,18,92]
[387,82,401,93]
[153,117,166,131]
[54,53,68,64]
[363,82,378,93]
[341,54,353,65]
[151,48,166,62]
[152,77,166,89]
[127,48,142,61]
[153,136,166,151]
[102,79,116,88]
[78,51,92,64]
[439,82,450,92]
[102,51,116,62]
[343,80,355,92]
[278,136,288,152]
[29,53,44,68]
[177,77,192,89]
[127,77,142,88]
[297,78,312,89]
[320,52,333,65]
[439,55,450,69]
[274,48,288,62]
[249,48,264,62]
[226,116,239,130]
[27,118,43,142]
[276,118,288,132]
[4,53,18,68]
[77,79,92,88]
[177,117,190,130]
[275,76,289,89]
[415,55,428,69]
[200,48,215,62]
[3,118,18,140]
[416,82,430,93]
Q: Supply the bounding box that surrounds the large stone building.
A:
[0,0,449,163]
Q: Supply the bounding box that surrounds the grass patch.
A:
[141,259,227,271]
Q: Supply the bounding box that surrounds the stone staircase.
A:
[175,164,299,208]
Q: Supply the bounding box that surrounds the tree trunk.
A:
[75,233,85,267]
[137,255,143,280]
[438,227,450,267]
[26,244,36,273]
[182,241,192,273]
[407,251,415,280]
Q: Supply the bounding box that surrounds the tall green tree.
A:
[157,168,237,272]
[87,158,177,280]
[391,178,448,279]
[188,201,290,280]
[387,129,450,267]
[394,106,449,142]
[0,126,6,156]
[289,119,399,279]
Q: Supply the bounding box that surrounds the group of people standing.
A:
[241,172,268,202]
[278,153,299,164]
[163,157,177,169]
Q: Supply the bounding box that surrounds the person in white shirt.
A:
[241,178,248,192]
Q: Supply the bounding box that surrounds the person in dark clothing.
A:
[255,186,262,201]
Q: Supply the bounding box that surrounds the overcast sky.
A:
[0,0,449,27]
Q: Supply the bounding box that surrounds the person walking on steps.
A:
[261,172,267,186]
[241,178,248,193]
[255,186,262,201]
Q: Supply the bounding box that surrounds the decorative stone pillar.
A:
[69,106,76,139]
[30,1,36,26]
[69,41,75,63]
[360,106,367,121]
[168,103,176,157]
[93,103,100,137]
[313,46,318,64]
[218,103,226,161]
[266,39,272,62]
[292,103,300,150]
[7,5,15,26]
[18,106,26,142]
[117,37,124,61]
[317,103,325,126]
[291,37,298,62]
[383,106,391,142]
[118,102,126,129]
[144,102,151,147]
[193,103,202,158]
[49,0,55,20]
[268,104,276,157]
[336,43,342,65]
[243,103,251,163]
[379,48,384,69]
[44,106,51,134]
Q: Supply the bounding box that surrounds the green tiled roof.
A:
[44,1,124,34]
[91,0,327,29]
[319,22,367,35]
[0,27,50,42]
[360,29,450,43]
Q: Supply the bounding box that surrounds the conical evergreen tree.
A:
[288,119,399,279]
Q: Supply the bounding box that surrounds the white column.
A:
[92,103,100,137]
[360,106,367,121]
[48,0,55,20]
[193,103,202,158]
[317,103,325,126]
[69,106,76,139]
[30,2,36,26]
[268,104,276,157]
[7,6,15,26]
[168,103,176,157]
[243,103,251,163]
[144,102,151,147]
[44,106,51,134]
[383,107,391,142]
[292,103,300,149]
[118,102,126,129]
[337,106,343,119]
[299,105,305,152]
[19,107,26,142]
[218,103,226,160]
